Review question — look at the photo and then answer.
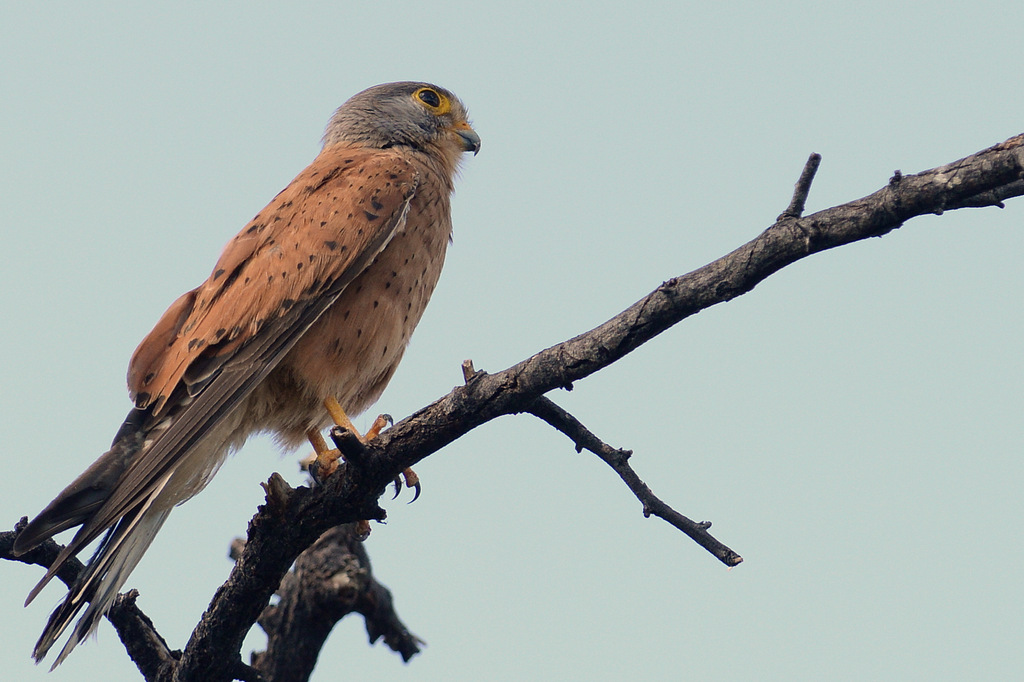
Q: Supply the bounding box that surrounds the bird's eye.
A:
[417,89,441,107]
[414,87,450,114]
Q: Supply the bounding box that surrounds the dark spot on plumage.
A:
[355,284,363,293]
[268,274,274,283]
[324,240,338,250]
[281,271,288,279]
[343,309,350,320]
[188,338,205,351]
[382,345,388,356]
[305,166,342,194]
[371,197,383,210]
[358,228,364,235]
[144,372,155,384]
[331,339,342,353]
[320,221,327,227]
[213,268,226,280]
[136,392,151,406]
[373,300,379,308]
[347,212,353,219]
[309,254,316,263]
[389,173,399,179]
[296,262,303,270]
[244,277,251,284]
[254,319,265,331]
[345,158,354,164]
[230,325,243,339]
[357,328,362,337]
[280,200,293,208]
[281,298,295,311]
[364,211,379,221]
[246,223,262,234]
[214,328,227,341]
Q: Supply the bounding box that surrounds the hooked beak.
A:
[452,121,481,155]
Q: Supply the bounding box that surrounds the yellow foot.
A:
[365,413,394,440]
[305,429,341,483]
[318,396,421,502]
[324,396,392,443]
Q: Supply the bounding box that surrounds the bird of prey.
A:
[13,81,480,667]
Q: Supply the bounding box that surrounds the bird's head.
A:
[323,81,480,174]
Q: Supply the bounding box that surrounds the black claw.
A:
[408,481,422,504]
[381,413,394,427]
[392,475,403,499]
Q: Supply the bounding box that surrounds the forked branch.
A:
[4,133,1023,681]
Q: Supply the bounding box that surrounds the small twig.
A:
[779,153,822,220]
[523,397,743,567]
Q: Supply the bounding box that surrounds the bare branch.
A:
[6,133,1024,680]
[249,524,421,682]
[120,133,1024,680]
[524,395,743,566]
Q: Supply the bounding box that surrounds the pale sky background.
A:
[2,2,1022,681]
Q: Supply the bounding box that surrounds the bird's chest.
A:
[283,190,452,414]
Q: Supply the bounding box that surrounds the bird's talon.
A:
[402,467,421,503]
[392,475,403,499]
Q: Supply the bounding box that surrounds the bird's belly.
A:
[244,210,451,448]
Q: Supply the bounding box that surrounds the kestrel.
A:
[13,81,480,667]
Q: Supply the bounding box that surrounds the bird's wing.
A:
[22,144,419,567]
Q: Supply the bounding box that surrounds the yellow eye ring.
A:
[414,87,451,115]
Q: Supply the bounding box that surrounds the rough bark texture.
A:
[4,133,1023,681]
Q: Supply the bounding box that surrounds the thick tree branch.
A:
[248,523,422,682]
[5,133,1023,680]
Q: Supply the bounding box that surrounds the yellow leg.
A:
[322,396,418,502]
[325,395,363,441]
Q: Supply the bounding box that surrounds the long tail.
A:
[35,500,172,668]
[12,408,172,668]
